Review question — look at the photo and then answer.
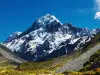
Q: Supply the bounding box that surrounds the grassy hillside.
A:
[0,47,83,75]
[0,49,83,75]
[63,50,100,75]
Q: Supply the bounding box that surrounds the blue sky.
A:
[0,0,100,41]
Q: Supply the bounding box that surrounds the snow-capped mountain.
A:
[4,14,93,61]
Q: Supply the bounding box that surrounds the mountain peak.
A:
[18,14,62,37]
[35,14,62,26]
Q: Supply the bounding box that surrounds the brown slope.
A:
[0,43,26,64]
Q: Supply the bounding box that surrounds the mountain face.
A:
[4,14,93,61]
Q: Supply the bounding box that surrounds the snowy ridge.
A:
[4,14,95,61]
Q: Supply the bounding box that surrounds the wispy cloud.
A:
[94,0,100,20]
[76,8,92,14]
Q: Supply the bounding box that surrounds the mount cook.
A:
[4,14,100,61]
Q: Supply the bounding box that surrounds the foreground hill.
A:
[0,43,26,64]
[62,50,100,75]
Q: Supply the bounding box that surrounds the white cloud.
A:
[94,0,100,20]
[94,12,100,19]
[95,0,100,11]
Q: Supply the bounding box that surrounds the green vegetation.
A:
[63,68,100,75]
[0,68,64,75]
